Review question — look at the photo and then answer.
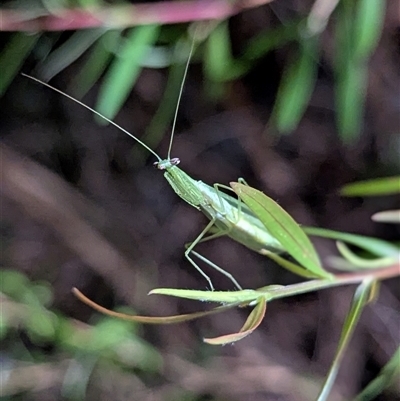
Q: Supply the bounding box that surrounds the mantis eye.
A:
[153,158,180,170]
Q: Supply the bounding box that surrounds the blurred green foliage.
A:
[0,1,397,399]
[334,0,386,142]
[0,0,387,145]
[0,269,163,398]
[341,176,400,197]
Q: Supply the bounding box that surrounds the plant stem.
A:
[263,263,399,301]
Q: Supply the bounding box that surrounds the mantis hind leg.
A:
[185,217,242,290]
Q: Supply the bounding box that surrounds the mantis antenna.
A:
[167,33,197,160]
[21,73,162,162]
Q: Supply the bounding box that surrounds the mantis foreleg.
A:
[183,182,248,290]
[189,249,243,290]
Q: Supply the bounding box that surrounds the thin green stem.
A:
[262,263,399,301]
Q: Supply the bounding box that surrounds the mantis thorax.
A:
[157,161,204,210]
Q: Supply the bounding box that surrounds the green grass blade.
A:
[333,0,385,144]
[37,29,106,81]
[353,346,400,401]
[70,30,122,98]
[96,24,161,121]
[149,288,261,305]
[272,37,318,133]
[0,33,40,96]
[243,19,303,61]
[203,19,304,83]
[231,182,332,279]
[204,21,246,84]
[303,226,399,257]
[341,176,400,196]
[334,0,365,143]
[353,0,386,60]
[335,58,367,143]
[316,279,375,401]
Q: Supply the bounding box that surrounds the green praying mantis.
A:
[22,39,285,291]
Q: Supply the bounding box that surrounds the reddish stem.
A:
[0,0,274,32]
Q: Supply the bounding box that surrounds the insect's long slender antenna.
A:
[21,73,162,162]
[167,37,197,160]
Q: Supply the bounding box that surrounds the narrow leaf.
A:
[243,19,303,61]
[353,0,386,60]
[353,346,400,401]
[149,288,261,305]
[204,298,267,345]
[70,30,122,98]
[96,24,160,121]
[72,288,235,324]
[335,59,367,143]
[272,37,318,133]
[316,279,375,401]
[304,226,399,257]
[231,182,331,279]
[204,21,246,83]
[0,33,40,96]
[334,1,367,143]
[341,176,400,196]
[38,29,106,81]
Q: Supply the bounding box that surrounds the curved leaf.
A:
[72,288,235,324]
[230,182,331,279]
[204,298,267,345]
[336,242,398,269]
